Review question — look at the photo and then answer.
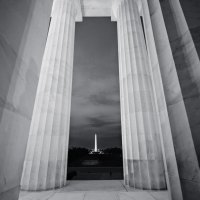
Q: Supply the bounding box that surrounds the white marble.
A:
[142,1,183,200]
[115,0,166,190]
[21,0,80,191]
[81,0,112,17]
[60,180,125,192]
[159,2,200,199]
[0,0,54,199]
[0,0,200,200]
[148,0,200,199]
[19,181,169,200]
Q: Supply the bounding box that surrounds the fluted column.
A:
[115,0,166,190]
[147,0,200,199]
[141,1,183,199]
[21,0,81,191]
[160,0,200,172]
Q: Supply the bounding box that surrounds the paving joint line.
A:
[120,180,128,192]
[83,192,86,200]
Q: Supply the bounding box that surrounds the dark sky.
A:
[69,18,122,149]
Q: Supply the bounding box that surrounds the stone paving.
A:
[19,180,169,200]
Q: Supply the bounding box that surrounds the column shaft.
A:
[21,0,77,191]
[161,0,200,174]
[147,0,200,199]
[117,0,166,190]
[141,0,183,199]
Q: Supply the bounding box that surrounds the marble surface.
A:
[21,0,78,191]
[0,0,200,200]
[116,0,166,190]
[160,0,200,199]
[161,0,200,163]
[179,0,200,57]
[0,0,53,199]
[177,0,200,164]
[190,26,200,60]
[148,0,186,199]
[19,180,169,200]
[81,0,112,17]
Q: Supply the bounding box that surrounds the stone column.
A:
[139,1,183,199]
[147,0,200,199]
[0,0,54,198]
[115,0,166,190]
[160,0,200,166]
[21,0,81,191]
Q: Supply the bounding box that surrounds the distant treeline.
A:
[67,147,122,163]
[103,147,122,155]
[68,147,89,163]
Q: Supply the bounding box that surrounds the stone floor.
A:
[19,180,169,200]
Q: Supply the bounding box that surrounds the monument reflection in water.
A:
[67,134,123,180]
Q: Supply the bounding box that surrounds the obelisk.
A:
[94,133,97,152]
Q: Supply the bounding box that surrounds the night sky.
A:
[69,18,122,149]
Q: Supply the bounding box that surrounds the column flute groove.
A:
[123,1,144,188]
[146,0,200,198]
[38,0,68,189]
[121,3,137,187]
[21,0,81,191]
[44,1,71,189]
[117,13,129,185]
[115,0,166,190]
